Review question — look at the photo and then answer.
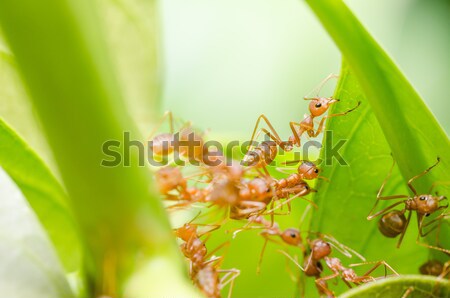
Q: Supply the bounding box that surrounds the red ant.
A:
[155,166,211,209]
[232,215,306,273]
[420,260,450,278]
[244,75,360,160]
[279,233,397,298]
[174,214,240,298]
[367,157,449,253]
[148,111,208,164]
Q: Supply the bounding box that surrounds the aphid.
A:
[174,215,240,298]
[367,158,449,253]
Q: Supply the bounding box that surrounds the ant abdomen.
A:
[304,259,324,277]
[244,141,277,167]
[377,210,406,238]
[419,260,444,276]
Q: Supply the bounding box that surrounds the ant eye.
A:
[290,233,297,238]
[420,196,427,201]
[315,103,322,108]
[314,169,319,174]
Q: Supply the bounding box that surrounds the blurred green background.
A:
[0,0,448,297]
[161,0,450,140]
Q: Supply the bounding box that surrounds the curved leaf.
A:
[305,0,450,255]
[0,167,74,298]
[0,0,196,296]
[0,117,81,272]
[305,62,427,297]
[339,275,450,298]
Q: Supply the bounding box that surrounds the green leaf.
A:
[0,0,196,296]
[95,0,161,133]
[0,167,74,298]
[305,62,426,297]
[0,117,81,272]
[339,275,450,298]
[305,0,450,253]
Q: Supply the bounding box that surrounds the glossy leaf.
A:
[339,275,450,298]
[0,0,196,296]
[0,117,81,272]
[305,0,450,254]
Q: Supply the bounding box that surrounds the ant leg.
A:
[440,261,450,279]
[289,121,304,147]
[265,189,317,215]
[429,181,450,194]
[315,273,339,297]
[276,249,306,271]
[416,214,450,254]
[367,200,408,220]
[350,260,399,279]
[319,234,366,261]
[408,158,440,195]
[275,167,294,175]
[247,115,283,152]
[217,269,240,298]
[367,159,409,219]
[257,237,269,274]
[418,212,449,237]
[396,210,412,248]
[311,101,361,137]
[147,111,174,140]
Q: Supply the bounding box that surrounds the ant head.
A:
[414,194,440,216]
[298,161,320,180]
[280,228,302,246]
[175,223,197,241]
[308,97,338,117]
[311,239,332,260]
[419,260,444,276]
[377,210,407,237]
[248,178,273,199]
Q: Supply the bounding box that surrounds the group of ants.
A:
[148,76,449,298]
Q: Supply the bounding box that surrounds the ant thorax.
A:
[311,239,332,260]
[410,195,440,215]
[301,114,314,130]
